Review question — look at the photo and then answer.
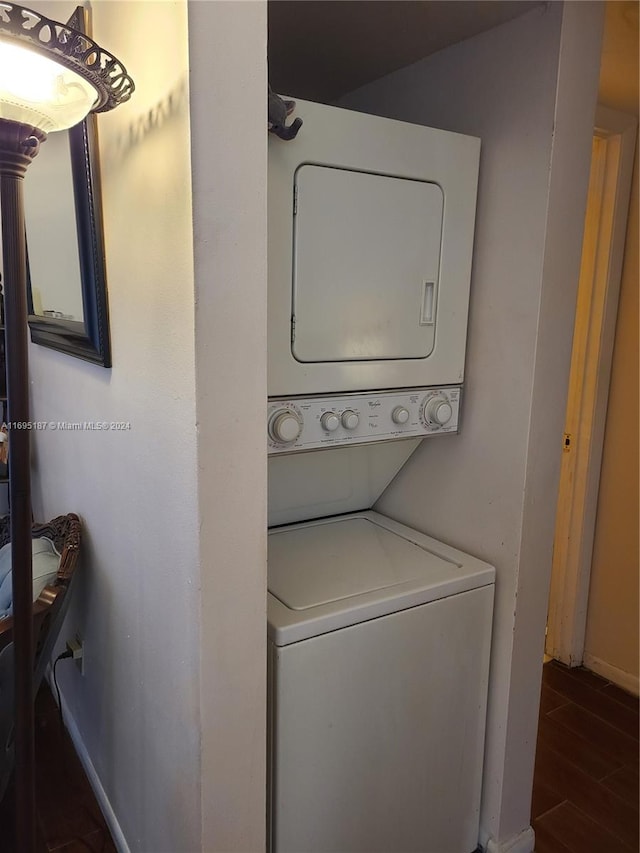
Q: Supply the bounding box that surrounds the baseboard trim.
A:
[485,825,535,853]
[46,671,130,853]
[583,653,639,697]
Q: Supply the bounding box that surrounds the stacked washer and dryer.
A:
[267,99,494,853]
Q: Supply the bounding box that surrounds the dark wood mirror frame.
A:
[27,6,111,368]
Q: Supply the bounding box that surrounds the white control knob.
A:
[425,396,453,427]
[269,409,302,444]
[342,410,359,430]
[320,412,340,432]
[392,406,410,425]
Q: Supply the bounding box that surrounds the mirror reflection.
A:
[24,130,85,324]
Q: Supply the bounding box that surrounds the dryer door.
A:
[292,166,443,363]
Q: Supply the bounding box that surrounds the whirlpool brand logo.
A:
[368,400,381,408]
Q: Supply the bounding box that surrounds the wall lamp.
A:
[0,4,133,848]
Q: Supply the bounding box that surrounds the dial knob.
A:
[392,406,410,425]
[425,396,453,427]
[320,411,340,432]
[341,410,359,430]
[269,409,302,444]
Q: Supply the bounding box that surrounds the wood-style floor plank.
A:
[533,820,574,853]
[0,684,115,853]
[534,741,639,849]
[543,664,639,739]
[34,708,109,850]
[549,702,639,767]
[539,683,570,715]
[531,775,565,820]
[537,713,622,780]
[534,662,640,852]
[532,810,577,853]
[552,662,610,691]
[601,682,640,712]
[51,828,117,852]
[534,801,633,853]
[601,764,640,809]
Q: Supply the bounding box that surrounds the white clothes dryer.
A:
[268,98,480,397]
[268,511,494,853]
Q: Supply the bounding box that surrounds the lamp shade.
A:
[0,3,134,133]
[0,39,99,132]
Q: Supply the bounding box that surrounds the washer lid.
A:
[269,516,459,610]
[267,512,495,646]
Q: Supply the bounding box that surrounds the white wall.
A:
[341,3,603,849]
[28,2,201,851]
[188,2,268,851]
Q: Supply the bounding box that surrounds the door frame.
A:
[546,105,637,666]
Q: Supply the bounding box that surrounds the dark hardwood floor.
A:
[0,682,116,852]
[532,660,639,853]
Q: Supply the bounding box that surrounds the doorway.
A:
[546,106,637,668]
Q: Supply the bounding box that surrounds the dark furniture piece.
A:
[0,276,7,486]
[0,513,81,801]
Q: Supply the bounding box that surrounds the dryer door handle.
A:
[420,281,437,326]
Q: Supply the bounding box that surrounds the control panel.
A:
[268,387,461,454]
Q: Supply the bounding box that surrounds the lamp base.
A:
[0,120,46,177]
[0,115,45,853]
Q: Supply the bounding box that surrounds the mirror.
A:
[24,5,111,367]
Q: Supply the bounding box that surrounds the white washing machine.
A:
[268,511,494,853]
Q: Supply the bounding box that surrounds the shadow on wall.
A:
[102,75,189,172]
